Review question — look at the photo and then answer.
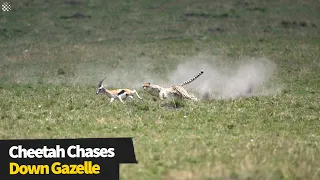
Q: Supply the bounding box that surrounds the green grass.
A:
[1,0,320,179]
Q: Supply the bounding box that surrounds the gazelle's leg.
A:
[116,92,127,104]
[132,90,142,99]
[128,95,134,99]
[118,95,125,104]
[110,98,115,103]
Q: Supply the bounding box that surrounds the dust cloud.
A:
[167,54,282,100]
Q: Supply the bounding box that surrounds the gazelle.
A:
[96,76,143,104]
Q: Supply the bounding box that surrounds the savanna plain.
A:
[0,0,319,179]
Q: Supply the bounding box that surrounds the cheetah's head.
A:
[142,82,151,90]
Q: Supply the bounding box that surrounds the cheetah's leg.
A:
[159,90,167,100]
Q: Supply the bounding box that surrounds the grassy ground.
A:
[1,0,320,179]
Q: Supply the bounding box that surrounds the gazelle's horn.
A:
[103,84,108,88]
[98,76,106,87]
